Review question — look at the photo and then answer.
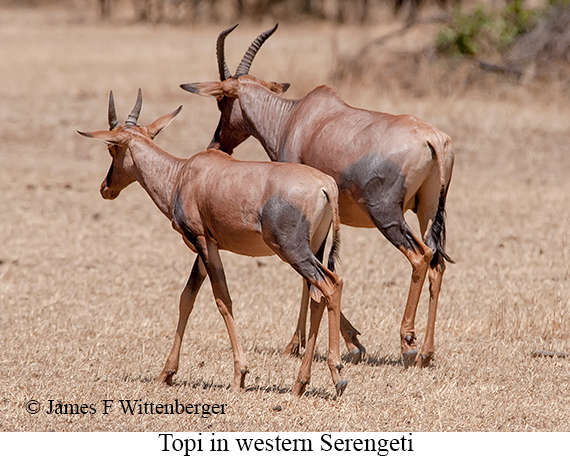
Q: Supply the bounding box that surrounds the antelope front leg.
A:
[285,280,365,364]
[158,256,207,385]
[284,280,309,357]
[292,297,325,397]
[198,237,248,391]
[340,313,365,364]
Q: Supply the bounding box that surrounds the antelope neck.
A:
[240,84,297,162]
[128,135,186,219]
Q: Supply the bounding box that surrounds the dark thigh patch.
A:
[340,153,418,252]
[339,152,407,210]
[339,152,406,208]
[172,187,198,248]
[259,195,324,283]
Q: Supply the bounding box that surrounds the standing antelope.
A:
[181,25,455,368]
[78,90,347,397]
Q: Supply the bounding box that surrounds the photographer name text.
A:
[25,399,226,418]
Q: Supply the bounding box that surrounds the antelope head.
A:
[180,24,290,154]
[78,89,182,200]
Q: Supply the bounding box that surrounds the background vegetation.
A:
[5,0,568,91]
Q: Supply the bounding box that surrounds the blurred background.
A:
[2,0,569,98]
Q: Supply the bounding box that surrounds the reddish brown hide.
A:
[78,90,347,397]
[181,25,455,368]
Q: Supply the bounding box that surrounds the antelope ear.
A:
[77,130,120,145]
[146,105,183,139]
[266,81,290,95]
[278,82,291,94]
[180,81,226,99]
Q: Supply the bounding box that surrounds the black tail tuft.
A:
[430,187,454,268]
[327,226,341,272]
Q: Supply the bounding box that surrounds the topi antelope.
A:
[180,25,455,368]
[77,90,348,397]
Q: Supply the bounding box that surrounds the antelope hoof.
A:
[416,353,433,368]
[402,350,418,368]
[239,368,248,389]
[230,369,248,392]
[344,330,366,363]
[158,370,175,386]
[335,379,348,397]
[344,347,363,364]
[292,380,308,397]
[401,334,416,353]
[284,341,301,357]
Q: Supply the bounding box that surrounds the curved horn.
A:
[217,24,238,81]
[125,88,143,126]
[235,24,278,77]
[108,91,119,130]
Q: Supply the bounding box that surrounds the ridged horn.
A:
[125,88,143,126]
[108,91,119,130]
[217,24,238,81]
[235,24,278,77]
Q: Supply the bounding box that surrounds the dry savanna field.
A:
[1,3,570,433]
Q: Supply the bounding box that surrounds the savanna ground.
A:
[1,2,569,433]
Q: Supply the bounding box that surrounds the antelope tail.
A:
[325,187,341,273]
[428,136,455,267]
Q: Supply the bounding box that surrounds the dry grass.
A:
[1,6,570,432]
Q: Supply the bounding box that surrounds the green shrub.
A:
[436,7,492,56]
[436,1,537,58]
